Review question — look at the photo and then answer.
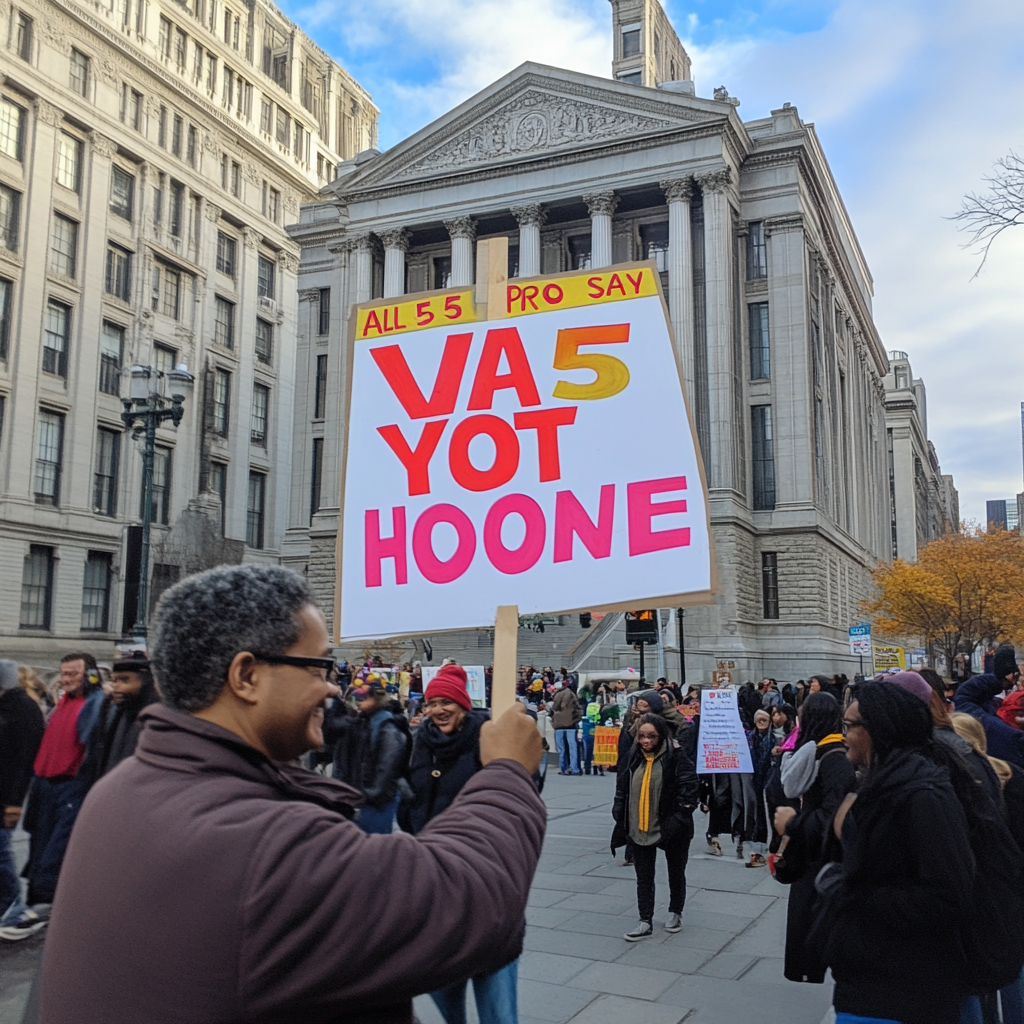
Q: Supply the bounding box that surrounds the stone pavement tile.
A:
[531,871,612,894]
[517,979,597,1023]
[566,994,692,1024]
[518,951,593,985]
[749,874,790,897]
[548,892,637,916]
[581,862,642,879]
[526,906,580,929]
[594,879,639,899]
[671,908,748,934]
[614,940,713,974]
[696,950,758,979]
[655,925,736,951]
[657,973,832,1024]
[551,854,612,874]
[529,888,577,908]
[722,903,788,955]
[683,888,775,919]
[554,911,640,938]
[739,956,788,985]
[567,961,679,1000]
[524,927,627,962]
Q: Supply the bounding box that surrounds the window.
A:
[568,235,592,271]
[433,256,452,290]
[169,181,184,237]
[310,436,323,522]
[171,114,183,157]
[100,322,123,395]
[246,471,265,548]
[222,65,234,108]
[34,410,63,503]
[251,383,268,445]
[275,108,289,150]
[93,426,120,514]
[206,53,216,93]
[294,121,305,162]
[213,368,230,435]
[0,184,20,252]
[222,7,231,41]
[175,27,187,71]
[105,244,132,301]
[154,343,176,376]
[158,15,171,58]
[186,124,196,166]
[49,214,78,278]
[640,221,669,272]
[272,52,288,90]
[81,552,112,631]
[255,319,272,364]
[110,166,135,220]
[762,552,779,619]
[216,231,236,276]
[260,97,271,133]
[268,187,279,222]
[0,276,11,360]
[895,366,909,389]
[42,302,70,377]
[147,445,171,524]
[127,88,142,130]
[214,296,234,348]
[747,221,767,280]
[231,160,240,197]
[751,405,776,511]
[220,153,228,189]
[193,42,204,82]
[158,105,167,148]
[314,353,327,419]
[208,460,226,533]
[161,268,181,318]
[56,132,82,191]
[70,48,90,96]
[20,546,54,630]
[749,302,770,380]
[621,26,641,57]
[0,99,24,160]
[14,11,32,61]
[617,71,642,85]
[257,256,274,299]
[318,288,330,334]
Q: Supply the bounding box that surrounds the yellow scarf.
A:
[638,750,657,832]
[817,733,843,747]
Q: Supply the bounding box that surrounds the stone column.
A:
[445,217,476,287]
[660,177,695,390]
[511,204,545,278]
[351,233,373,303]
[379,227,410,299]
[583,191,618,269]
[696,168,736,493]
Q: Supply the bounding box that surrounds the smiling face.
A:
[809,679,821,694]
[426,697,466,735]
[60,659,86,697]
[110,670,145,705]
[637,723,660,753]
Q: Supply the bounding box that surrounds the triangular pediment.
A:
[345,64,726,190]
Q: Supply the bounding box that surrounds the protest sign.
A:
[421,665,486,708]
[873,645,905,672]
[337,259,714,641]
[696,688,753,774]
[593,726,620,766]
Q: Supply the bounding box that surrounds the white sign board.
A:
[421,665,486,708]
[337,265,714,640]
[849,624,872,657]
[696,688,753,774]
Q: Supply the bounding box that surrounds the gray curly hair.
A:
[150,564,318,712]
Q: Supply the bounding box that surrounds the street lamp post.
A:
[121,363,194,638]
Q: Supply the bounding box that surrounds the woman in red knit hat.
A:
[400,663,520,1024]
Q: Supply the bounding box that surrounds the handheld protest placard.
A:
[336,256,716,702]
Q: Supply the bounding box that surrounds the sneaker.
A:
[620,858,634,867]
[747,853,767,868]
[706,837,723,856]
[0,911,47,942]
[624,920,653,942]
[665,913,682,933]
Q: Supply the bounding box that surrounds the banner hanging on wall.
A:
[336,262,714,640]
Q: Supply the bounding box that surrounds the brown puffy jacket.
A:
[550,687,582,730]
[38,705,545,1024]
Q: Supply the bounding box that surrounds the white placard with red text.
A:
[338,266,712,640]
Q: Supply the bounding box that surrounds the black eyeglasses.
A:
[842,718,864,734]
[252,654,339,684]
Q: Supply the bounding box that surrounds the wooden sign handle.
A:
[490,604,518,718]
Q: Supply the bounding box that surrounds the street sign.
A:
[849,624,872,657]
[336,261,715,640]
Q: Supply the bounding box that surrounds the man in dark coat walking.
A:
[37,564,545,1024]
[0,660,45,940]
[955,645,1024,770]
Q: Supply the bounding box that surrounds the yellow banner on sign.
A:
[505,267,659,317]
[873,645,905,672]
[356,289,478,341]
[593,725,621,766]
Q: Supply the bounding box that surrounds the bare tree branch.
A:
[951,151,1024,278]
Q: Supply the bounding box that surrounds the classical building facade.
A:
[0,0,376,661]
[882,350,958,559]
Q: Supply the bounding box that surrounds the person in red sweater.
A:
[22,652,101,906]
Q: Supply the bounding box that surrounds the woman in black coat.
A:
[773,692,855,984]
[611,713,698,941]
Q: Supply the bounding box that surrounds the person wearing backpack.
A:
[399,663,520,1024]
[816,681,1023,1024]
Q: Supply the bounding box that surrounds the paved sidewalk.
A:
[415,771,834,1024]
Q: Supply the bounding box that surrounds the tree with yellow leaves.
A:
[867,526,1024,672]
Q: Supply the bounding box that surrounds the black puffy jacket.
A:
[0,687,44,808]
[400,710,488,835]
[324,705,409,808]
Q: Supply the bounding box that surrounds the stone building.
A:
[882,350,958,559]
[286,1,951,680]
[0,0,376,661]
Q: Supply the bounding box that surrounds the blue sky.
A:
[280,0,1024,526]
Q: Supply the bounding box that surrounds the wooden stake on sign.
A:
[474,236,509,321]
[491,605,519,718]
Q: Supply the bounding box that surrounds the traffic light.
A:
[579,612,592,628]
[625,609,658,644]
